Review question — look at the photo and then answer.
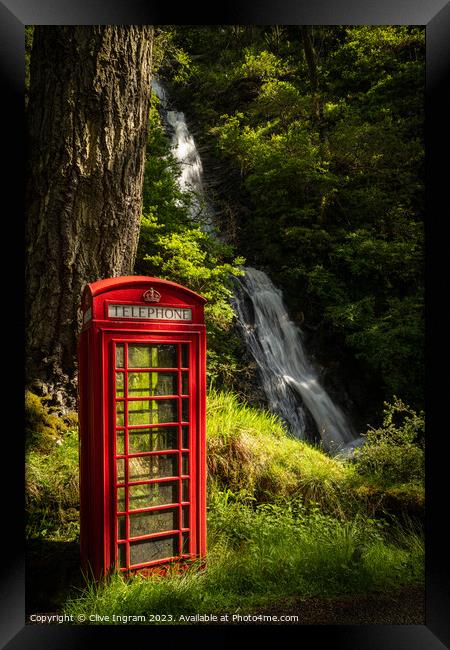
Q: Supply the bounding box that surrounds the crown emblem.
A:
[143,287,161,303]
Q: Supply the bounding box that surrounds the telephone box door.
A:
[105,332,203,573]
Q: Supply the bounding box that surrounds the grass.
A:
[25,388,425,621]
[62,492,424,622]
[25,391,80,541]
[206,389,424,520]
[207,388,352,512]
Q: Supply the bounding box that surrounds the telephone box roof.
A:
[85,275,207,303]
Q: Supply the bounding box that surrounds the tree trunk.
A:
[300,26,325,135]
[25,26,154,410]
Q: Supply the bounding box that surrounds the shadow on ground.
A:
[26,539,85,616]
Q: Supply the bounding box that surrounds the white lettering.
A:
[108,304,192,321]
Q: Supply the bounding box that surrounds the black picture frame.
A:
[3,1,449,647]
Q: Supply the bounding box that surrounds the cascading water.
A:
[152,79,362,455]
[233,268,362,453]
[152,79,214,232]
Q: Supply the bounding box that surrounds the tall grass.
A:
[207,389,354,514]
[63,492,424,622]
[24,388,424,620]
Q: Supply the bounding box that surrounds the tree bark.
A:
[300,26,325,136]
[25,26,154,409]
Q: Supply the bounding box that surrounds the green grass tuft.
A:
[25,391,79,541]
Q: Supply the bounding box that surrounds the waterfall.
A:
[152,79,214,232]
[233,268,363,454]
[152,79,362,456]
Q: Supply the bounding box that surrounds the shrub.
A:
[354,397,424,485]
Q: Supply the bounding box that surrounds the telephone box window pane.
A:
[129,481,178,509]
[118,543,127,568]
[117,487,126,511]
[182,399,189,422]
[182,533,190,554]
[182,453,189,476]
[129,454,178,481]
[116,372,124,397]
[130,535,178,566]
[182,479,189,502]
[118,516,126,540]
[181,344,189,368]
[182,427,189,449]
[116,344,124,368]
[128,372,177,397]
[182,506,189,529]
[129,508,178,538]
[129,427,177,453]
[181,373,189,395]
[116,401,125,426]
[116,459,125,483]
[128,400,178,425]
[116,431,125,455]
[128,344,177,369]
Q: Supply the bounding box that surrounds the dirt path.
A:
[230,586,425,625]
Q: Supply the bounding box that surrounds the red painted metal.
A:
[77,276,207,579]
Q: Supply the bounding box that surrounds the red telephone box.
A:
[77,276,207,579]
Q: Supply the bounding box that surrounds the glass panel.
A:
[118,543,127,568]
[128,454,178,482]
[118,516,127,540]
[128,400,178,425]
[116,458,125,483]
[182,479,189,502]
[181,372,189,395]
[182,507,189,529]
[116,372,124,397]
[129,481,178,509]
[128,372,177,397]
[116,344,124,368]
[116,430,125,455]
[182,426,189,449]
[181,344,189,368]
[129,427,178,453]
[128,344,177,369]
[117,487,126,512]
[129,508,178,538]
[182,399,189,422]
[182,533,190,554]
[116,400,124,426]
[182,453,189,476]
[130,535,178,566]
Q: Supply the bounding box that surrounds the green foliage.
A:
[159,25,425,410]
[25,392,79,541]
[62,494,424,621]
[134,91,244,387]
[354,398,425,485]
[239,48,290,80]
[206,389,424,520]
[27,388,424,616]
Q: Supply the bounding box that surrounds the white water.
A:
[152,79,362,455]
[233,268,362,454]
[153,79,214,231]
